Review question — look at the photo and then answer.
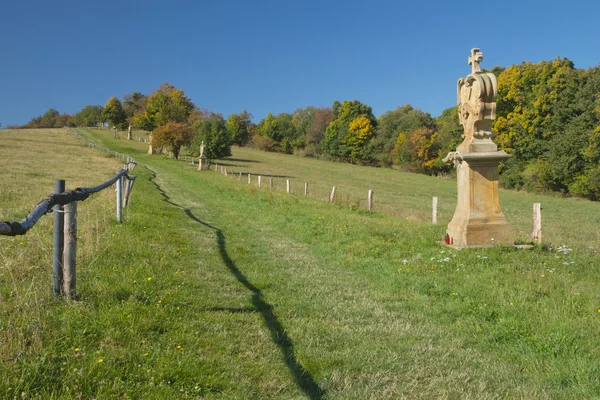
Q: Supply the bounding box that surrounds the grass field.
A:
[1,128,600,399]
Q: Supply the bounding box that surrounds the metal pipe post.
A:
[116,177,123,223]
[52,179,65,296]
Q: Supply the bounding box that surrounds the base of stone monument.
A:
[445,150,515,248]
[198,157,208,171]
[446,218,514,247]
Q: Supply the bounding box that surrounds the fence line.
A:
[66,127,138,165]
[0,168,135,236]
[2,128,139,298]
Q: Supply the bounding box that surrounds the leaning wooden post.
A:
[258,176,262,187]
[286,179,291,193]
[116,176,123,223]
[532,203,542,243]
[63,201,77,299]
[304,182,308,196]
[269,178,273,189]
[432,196,438,224]
[329,186,336,203]
[52,179,65,297]
[368,190,374,211]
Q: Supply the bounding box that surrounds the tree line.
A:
[14,57,600,200]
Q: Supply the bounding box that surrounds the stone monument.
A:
[198,141,208,170]
[127,124,133,140]
[443,48,514,247]
[148,133,156,155]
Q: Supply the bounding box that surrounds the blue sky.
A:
[1,0,599,126]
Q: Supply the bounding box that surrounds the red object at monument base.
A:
[444,233,450,245]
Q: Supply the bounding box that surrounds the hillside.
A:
[1,128,599,399]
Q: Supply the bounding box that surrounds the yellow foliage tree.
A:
[345,116,375,163]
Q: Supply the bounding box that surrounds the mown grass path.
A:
[2,128,599,399]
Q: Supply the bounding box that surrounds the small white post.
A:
[329,186,336,203]
[368,190,374,211]
[286,179,290,193]
[215,163,218,171]
[258,176,262,187]
[432,196,438,224]
[304,182,308,196]
[239,172,242,180]
[532,203,542,243]
[224,168,228,177]
[269,178,273,189]
[248,173,251,184]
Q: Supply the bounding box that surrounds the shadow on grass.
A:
[147,167,325,399]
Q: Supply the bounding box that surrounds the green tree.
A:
[102,97,127,131]
[226,110,253,145]
[71,105,104,127]
[123,92,148,127]
[192,113,231,162]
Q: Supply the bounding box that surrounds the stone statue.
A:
[198,141,208,170]
[455,47,497,152]
[127,124,132,140]
[443,48,514,248]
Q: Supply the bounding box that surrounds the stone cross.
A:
[468,48,483,74]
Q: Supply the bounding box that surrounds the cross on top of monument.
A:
[468,48,483,74]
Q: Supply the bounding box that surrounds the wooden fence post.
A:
[286,179,290,193]
[63,201,77,299]
[116,177,123,223]
[329,186,336,203]
[432,196,438,224]
[304,182,308,196]
[368,190,374,211]
[52,179,65,297]
[532,203,542,243]
[258,176,262,187]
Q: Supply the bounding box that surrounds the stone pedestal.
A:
[198,156,208,171]
[446,152,514,247]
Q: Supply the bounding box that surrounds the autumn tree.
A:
[323,100,377,163]
[22,108,72,128]
[305,107,333,149]
[375,104,434,166]
[136,83,194,132]
[152,121,194,160]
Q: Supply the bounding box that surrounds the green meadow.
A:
[1,128,599,399]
